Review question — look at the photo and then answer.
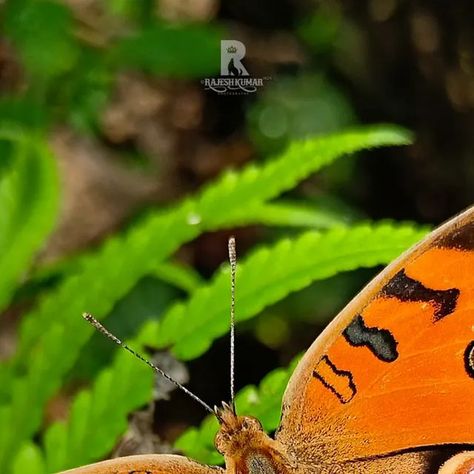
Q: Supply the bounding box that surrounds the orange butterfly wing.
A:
[59,454,222,474]
[277,206,474,464]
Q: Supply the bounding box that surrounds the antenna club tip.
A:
[228,236,237,264]
[83,313,100,327]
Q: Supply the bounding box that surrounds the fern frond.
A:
[0,125,410,468]
[152,261,204,293]
[196,125,411,228]
[41,322,157,472]
[244,199,356,228]
[156,222,427,360]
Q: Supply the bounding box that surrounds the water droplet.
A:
[187,212,202,225]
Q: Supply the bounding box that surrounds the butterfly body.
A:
[62,207,474,474]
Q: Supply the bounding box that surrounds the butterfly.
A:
[61,207,474,474]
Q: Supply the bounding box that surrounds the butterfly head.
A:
[214,402,264,455]
[214,402,292,473]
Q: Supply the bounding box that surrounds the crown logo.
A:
[227,45,237,54]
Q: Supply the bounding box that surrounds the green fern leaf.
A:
[195,125,411,228]
[243,199,357,228]
[156,222,427,360]
[42,322,157,472]
[152,261,204,293]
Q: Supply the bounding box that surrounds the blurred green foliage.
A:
[113,22,221,76]
[1,0,221,134]
[0,128,59,313]
[248,74,355,154]
[0,1,429,473]
[4,0,79,79]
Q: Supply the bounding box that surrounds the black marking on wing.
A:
[343,315,398,362]
[381,269,460,321]
[465,341,474,379]
[435,218,474,250]
[312,355,357,404]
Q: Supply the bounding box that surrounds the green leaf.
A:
[104,0,152,21]
[156,222,427,360]
[189,125,411,229]
[298,10,342,53]
[73,277,178,381]
[64,49,113,134]
[175,356,301,464]
[0,98,48,130]
[245,199,356,228]
[0,125,411,469]
[112,22,222,77]
[152,261,204,293]
[0,131,59,313]
[4,0,79,78]
[42,322,155,472]
[11,441,46,474]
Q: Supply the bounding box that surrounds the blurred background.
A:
[1,0,474,459]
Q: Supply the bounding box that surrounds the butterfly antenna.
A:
[228,236,237,412]
[83,313,215,416]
